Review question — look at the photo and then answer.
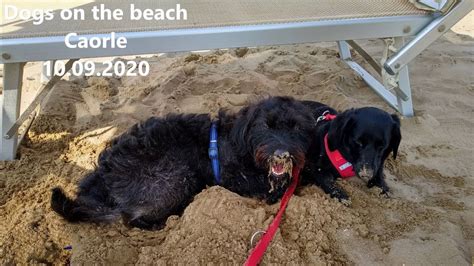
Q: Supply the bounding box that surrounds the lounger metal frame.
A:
[0,0,472,160]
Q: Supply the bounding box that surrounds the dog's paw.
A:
[380,189,391,198]
[376,183,391,198]
[368,182,391,198]
[265,195,279,205]
[329,187,350,205]
[367,178,377,188]
[367,178,391,197]
[339,198,352,207]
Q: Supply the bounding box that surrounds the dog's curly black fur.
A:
[51,97,316,230]
[300,101,401,203]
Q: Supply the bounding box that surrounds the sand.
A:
[0,14,473,265]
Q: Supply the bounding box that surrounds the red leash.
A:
[244,167,300,266]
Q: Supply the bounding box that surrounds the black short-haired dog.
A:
[51,97,316,230]
[301,101,401,203]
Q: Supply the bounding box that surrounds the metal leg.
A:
[394,37,414,117]
[337,41,352,60]
[41,60,55,84]
[1,63,25,160]
[337,41,399,111]
[5,59,77,139]
[337,40,414,116]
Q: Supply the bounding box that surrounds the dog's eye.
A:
[355,140,364,147]
[267,118,276,128]
[289,120,297,129]
[375,141,385,149]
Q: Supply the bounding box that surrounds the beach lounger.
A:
[1,0,472,160]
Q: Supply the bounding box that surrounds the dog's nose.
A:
[273,149,290,159]
[358,165,374,179]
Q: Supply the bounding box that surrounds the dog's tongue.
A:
[272,164,284,174]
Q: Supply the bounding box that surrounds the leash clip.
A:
[316,110,331,125]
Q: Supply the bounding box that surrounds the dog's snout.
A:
[357,165,374,179]
[273,149,290,159]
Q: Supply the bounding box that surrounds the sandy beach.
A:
[0,11,473,265]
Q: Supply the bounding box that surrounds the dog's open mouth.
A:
[268,150,293,193]
[271,163,286,176]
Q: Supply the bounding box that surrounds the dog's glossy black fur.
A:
[301,101,401,202]
[51,97,316,230]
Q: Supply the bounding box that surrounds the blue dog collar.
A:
[209,122,221,184]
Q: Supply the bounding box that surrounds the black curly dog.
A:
[51,97,316,230]
[300,101,401,203]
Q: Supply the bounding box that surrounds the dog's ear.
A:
[218,109,236,132]
[327,111,354,151]
[230,106,254,155]
[390,114,401,159]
